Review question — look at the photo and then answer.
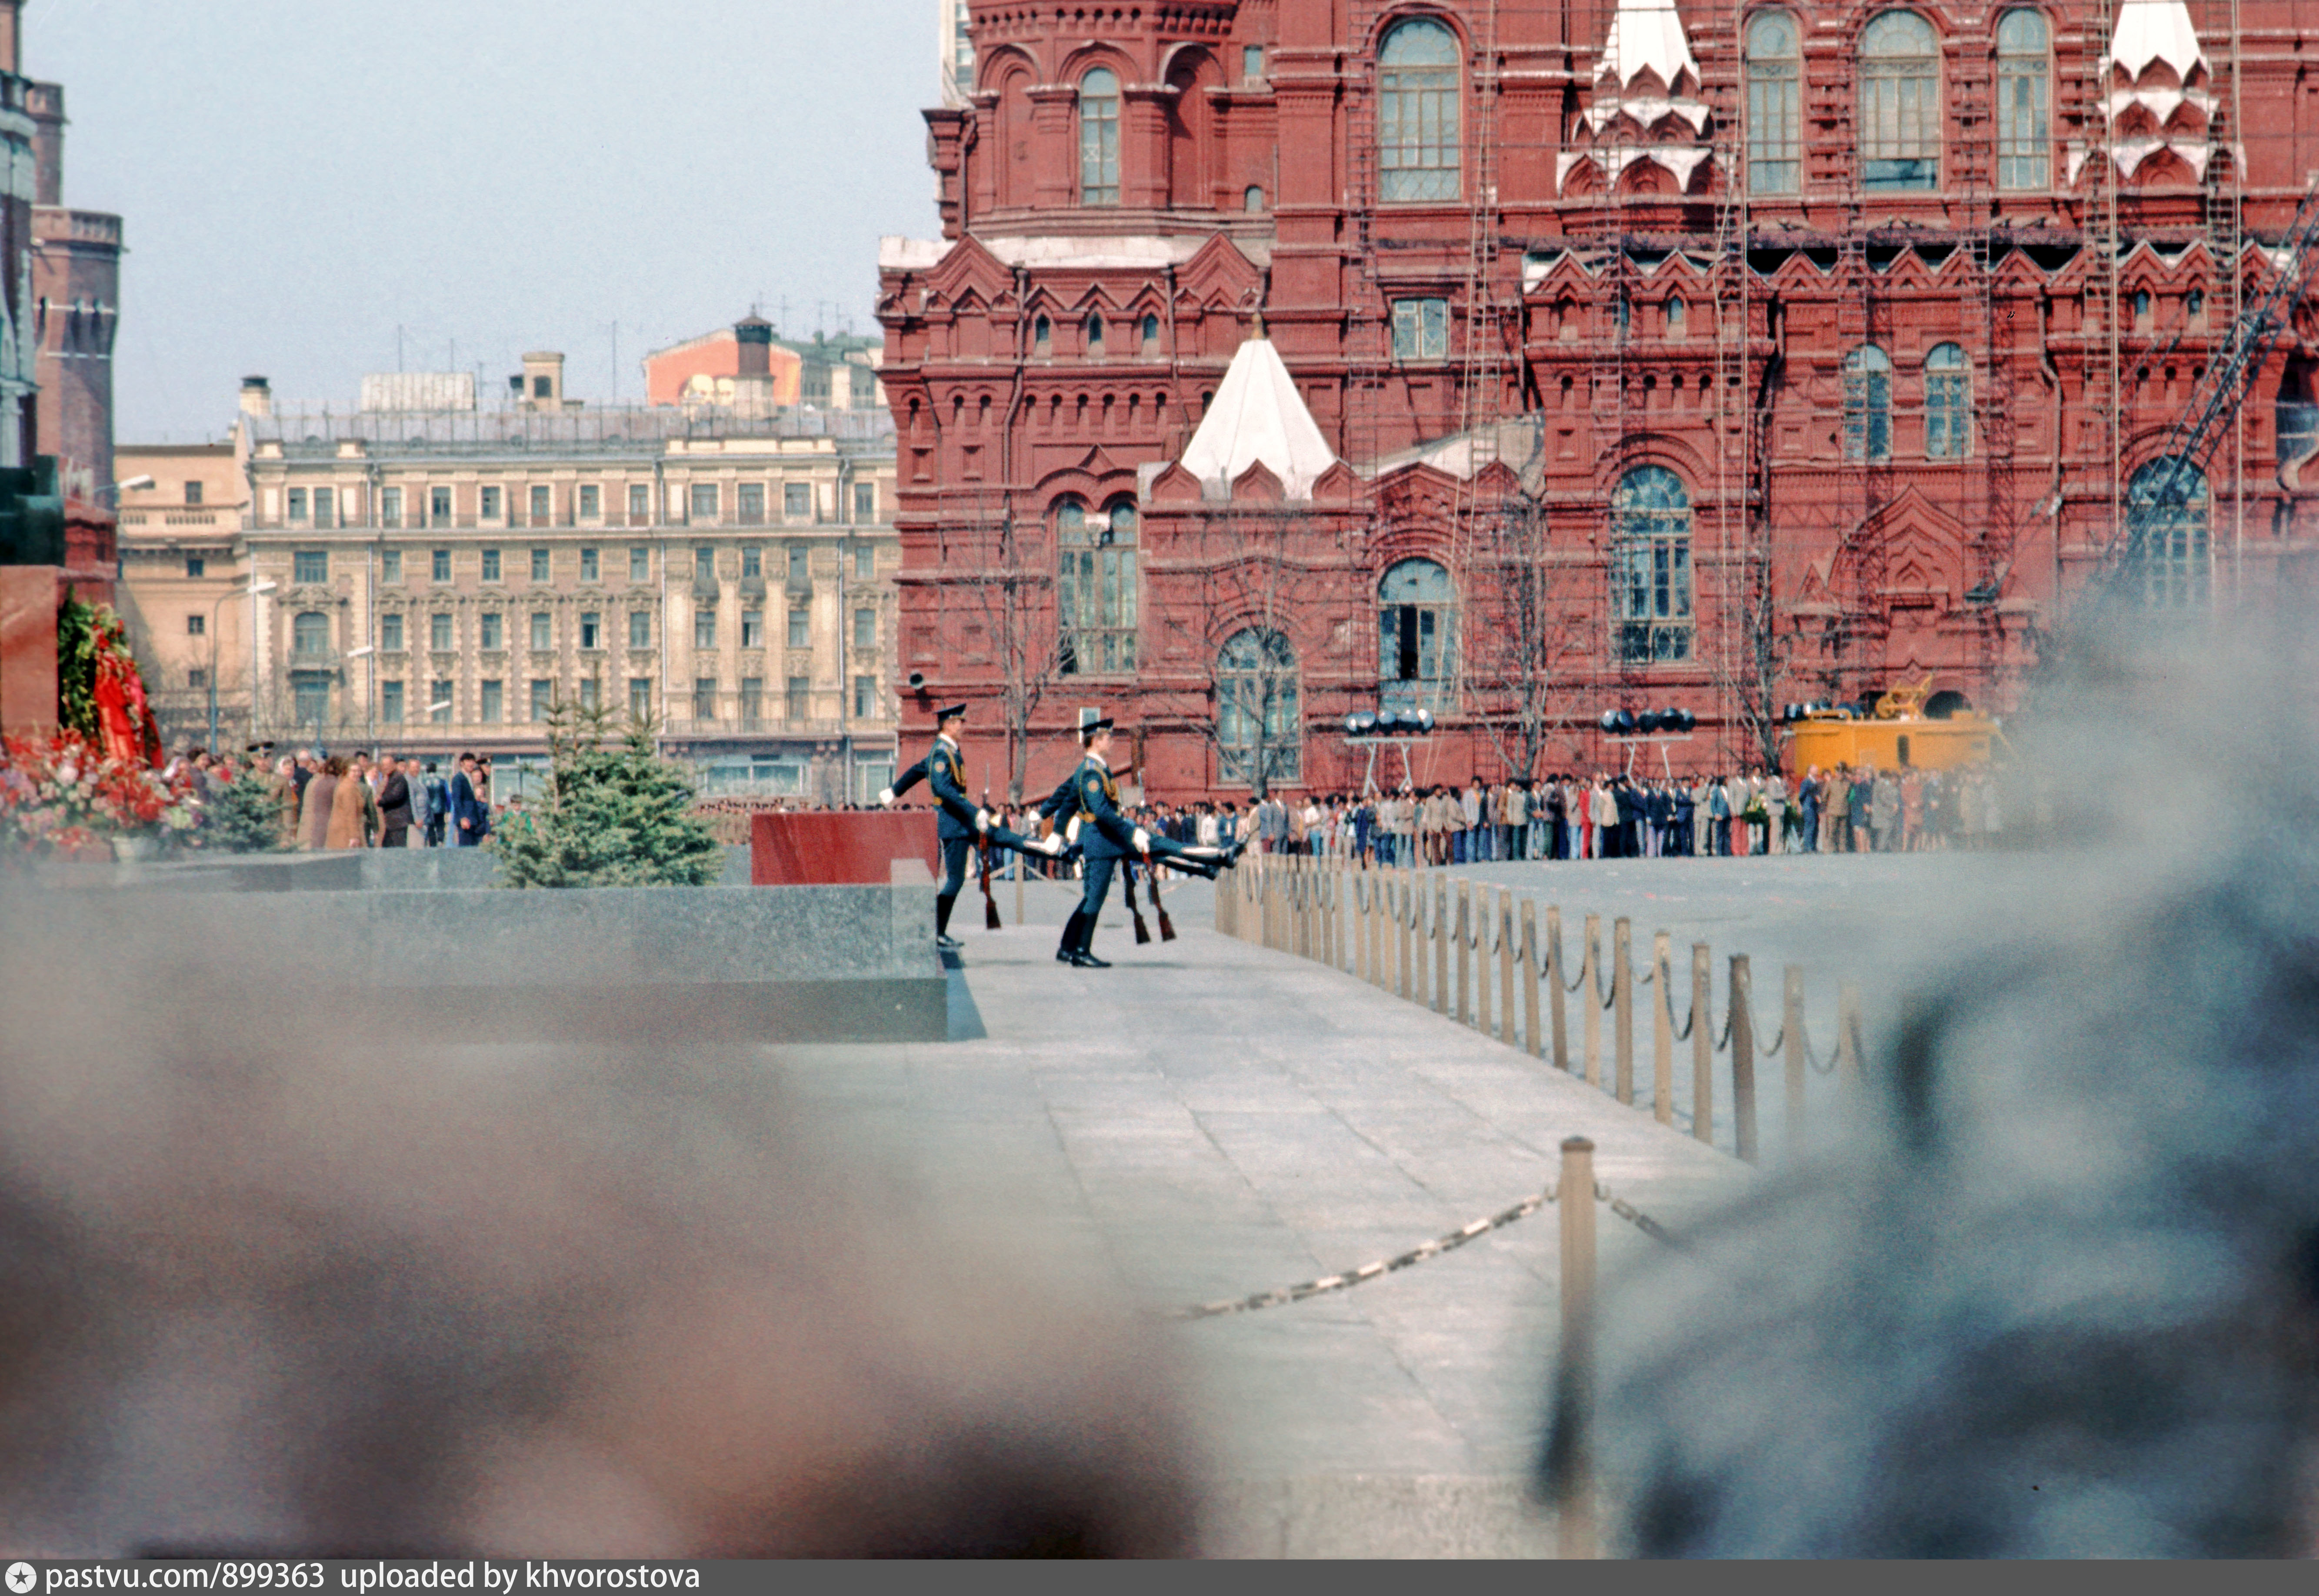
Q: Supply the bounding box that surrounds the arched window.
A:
[1216,628,1301,789]
[1610,467,1693,664]
[1861,11,1939,191]
[1140,313,1160,356]
[1378,557,1455,712]
[1665,296,1686,338]
[1746,10,1802,194]
[1844,344,1893,462]
[292,611,331,658]
[1079,68,1121,205]
[2126,457,2210,609]
[1244,183,1265,213]
[1379,19,1460,202]
[1996,9,2050,190]
[1033,314,1052,356]
[1085,312,1106,356]
[1058,497,1137,674]
[1925,342,1970,459]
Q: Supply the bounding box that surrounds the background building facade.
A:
[879,0,2319,800]
[140,348,904,801]
[113,442,251,751]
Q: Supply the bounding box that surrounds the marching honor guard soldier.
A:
[918,702,1058,950]
[1054,716,1241,968]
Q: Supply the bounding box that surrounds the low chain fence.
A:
[1215,854,1866,1163]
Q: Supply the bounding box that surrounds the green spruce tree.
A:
[200,772,291,854]
[496,689,723,889]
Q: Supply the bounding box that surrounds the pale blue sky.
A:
[33,0,944,440]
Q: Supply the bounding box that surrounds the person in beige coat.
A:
[325,756,368,850]
[299,759,339,852]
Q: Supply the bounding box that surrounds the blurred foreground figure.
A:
[1547,608,2319,1556]
[0,905,1191,1557]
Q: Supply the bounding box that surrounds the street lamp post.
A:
[209,579,277,752]
[345,645,375,751]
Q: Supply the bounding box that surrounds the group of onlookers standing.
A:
[165,745,500,850]
[1092,765,2010,867]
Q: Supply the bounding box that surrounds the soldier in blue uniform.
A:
[912,703,1060,950]
[1052,717,1241,968]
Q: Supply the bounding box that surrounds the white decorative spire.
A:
[2103,0,2217,180]
[1567,0,1712,194]
[1177,329,1337,501]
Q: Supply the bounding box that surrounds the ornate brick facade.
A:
[880,1,2319,799]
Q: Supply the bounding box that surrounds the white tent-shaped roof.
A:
[1176,331,1336,500]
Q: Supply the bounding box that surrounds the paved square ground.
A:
[771,874,1762,1556]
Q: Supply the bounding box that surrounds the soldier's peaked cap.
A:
[935,702,969,722]
[1080,716,1116,736]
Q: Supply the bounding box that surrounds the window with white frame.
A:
[1747,11,1802,194]
[1379,19,1460,202]
[1860,10,1939,191]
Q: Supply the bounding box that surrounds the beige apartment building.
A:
[117,353,904,801]
[113,441,254,752]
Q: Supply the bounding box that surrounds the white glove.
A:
[1184,845,1221,858]
[877,786,895,808]
[974,808,990,833]
[1132,827,1151,854]
[1033,833,1063,857]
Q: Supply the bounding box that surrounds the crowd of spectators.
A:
[164,745,506,851]
[950,762,2013,873]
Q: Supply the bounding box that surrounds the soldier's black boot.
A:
[936,892,962,951]
[1070,914,1110,968]
[1055,911,1085,963]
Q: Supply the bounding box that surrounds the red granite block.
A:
[750,809,939,886]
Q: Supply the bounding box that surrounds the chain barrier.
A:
[1172,1177,1687,1321]
[1597,1182,1688,1250]
[1229,859,1864,1160]
[1172,1182,1561,1320]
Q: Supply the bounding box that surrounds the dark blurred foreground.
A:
[0,903,1192,1557]
[1546,608,2319,1556]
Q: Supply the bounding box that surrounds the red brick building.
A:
[878,0,2319,799]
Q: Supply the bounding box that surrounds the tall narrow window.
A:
[293,612,330,658]
[1996,9,2050,190]
[1378,558,1454,712]
[1085,313,1106,357]
[1746,11,1802,194]
[1844,345,1894,462]
[1140,313,1160,356]
[2126,457,2210,609]
[1925,342,1970,459]
[1610,466,1694,664]
[1861,10,1940,191]
[1216,629,1301,787]
[1056,498,1138,675]
[1079,68,1121,205]
[1033,314,1053,356]
[1379,18,1460,202]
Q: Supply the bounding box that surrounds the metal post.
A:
[1582,911,1602,1089]
[1523,898,1543,1059]
[1458,879,1476,1029]
[1433,876,1450,1016]
[1693,943,1718,1154]
[1784,964,1806,1157]
[1728,955,1754,1156]
[1837,980,1864,1093]
[1557,1135,1598,1562]
[1549,906,1569,1073]
[1651,931,1673,1126]
[1498,887,1516,1048]
[1613,918,1634,1107]
[1399,870,1414,1001]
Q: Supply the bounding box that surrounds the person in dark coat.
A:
[376,754,413,849]
[450,752,490,847]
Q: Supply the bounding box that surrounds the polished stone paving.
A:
[770,875,1763,1555]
